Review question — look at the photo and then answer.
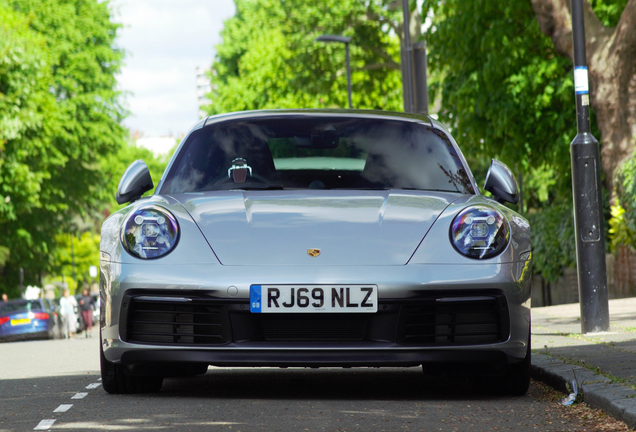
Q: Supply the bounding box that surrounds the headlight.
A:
[121,205,180,259]
[450,205,509,259]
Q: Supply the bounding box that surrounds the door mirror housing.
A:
[484,159,519,205]
[116,160,153,204]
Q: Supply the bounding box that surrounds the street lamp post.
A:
[570,0,609,333]
[401,0,415,113]
[315,35,353,109]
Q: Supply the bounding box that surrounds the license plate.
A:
[10,318,31,326]
[250,285,377,313]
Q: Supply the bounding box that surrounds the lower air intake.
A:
[125,296,228,345]
[399,295,509,346]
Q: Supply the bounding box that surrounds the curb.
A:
[531,353,636,428]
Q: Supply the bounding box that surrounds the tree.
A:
[206,0,406,114]
[422,0,627,282]
[49,231,101,294]
[531,0,635,188]
[423,0,580,206]
[0,0,126,296]
[0,1,61,291]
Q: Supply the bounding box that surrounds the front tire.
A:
[502,336,531,396]
[100,343,163,394]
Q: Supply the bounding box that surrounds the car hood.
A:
[173,190,462,266]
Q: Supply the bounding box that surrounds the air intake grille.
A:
[125,297,228,345]
[400,295,508,346]
[260,315,367,341]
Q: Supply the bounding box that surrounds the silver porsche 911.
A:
[99,110,532,395]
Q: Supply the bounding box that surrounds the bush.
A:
[527,203,577,283]
[611,150,636,251]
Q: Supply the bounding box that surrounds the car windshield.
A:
[0,300,43,314]
[161,116,475,194]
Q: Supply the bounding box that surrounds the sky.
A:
[109,0,236,147]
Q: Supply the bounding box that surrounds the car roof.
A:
[4,298,43,304]
[200,109,435,129]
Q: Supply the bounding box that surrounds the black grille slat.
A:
[406,317,498,327]
[125,296,229,346]
[260,316,367,341]
[128,320,221,328]
[128,330,225,339]
[405,331,498,339]
[131,308,220,316]
[399,295,508,346]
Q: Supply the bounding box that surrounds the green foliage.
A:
[49,231,100,294]
[608,201,636,253]
[526,203,577,283]
[0,0,126,297]
[611,149,636,251]
[590,0,630,27]
[10,0,127,213]
[422,0,627,280]
[0,2,57,223]
[422,0,583,280]
[207,0,404,114]
[425,0,576,205]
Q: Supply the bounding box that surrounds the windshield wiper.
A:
[232,184,285,190]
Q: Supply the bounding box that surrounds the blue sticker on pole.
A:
[574,66,589,94]
[250,285,262,313]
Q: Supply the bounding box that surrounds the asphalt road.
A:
[0,333,612,431]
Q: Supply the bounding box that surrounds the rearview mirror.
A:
[484,159,519,205]
[293,130,340,149]
[116,160,153,204]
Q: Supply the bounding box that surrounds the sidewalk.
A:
[531,297,636,428]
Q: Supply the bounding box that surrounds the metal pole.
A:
[315,35,353,110]
[402,0,414,113]
[570,0,609,333]
[413,41,429,116]
[518,170,524,214]
[345,42,352,109]
[19,267,24,296]
[71,233,77,286]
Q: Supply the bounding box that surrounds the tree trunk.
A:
[530,0,636,189]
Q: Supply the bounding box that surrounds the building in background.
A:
[196,66,213,118]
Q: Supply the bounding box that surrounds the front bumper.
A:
[101,262,531,370]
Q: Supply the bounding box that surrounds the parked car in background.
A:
[100,110,532,395]
[0,299,62,341]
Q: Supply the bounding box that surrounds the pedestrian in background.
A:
[59,289,78,339]
[78,288,94,338]
[1,293,8,303]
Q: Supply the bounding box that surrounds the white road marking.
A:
[54,404,73,413]
[35,379,101,431]
[34,419,56,430]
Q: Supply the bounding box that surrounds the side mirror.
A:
[116,160,153,204]
[484,159,519,205]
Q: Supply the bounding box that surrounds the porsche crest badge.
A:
[307,248,321,257]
